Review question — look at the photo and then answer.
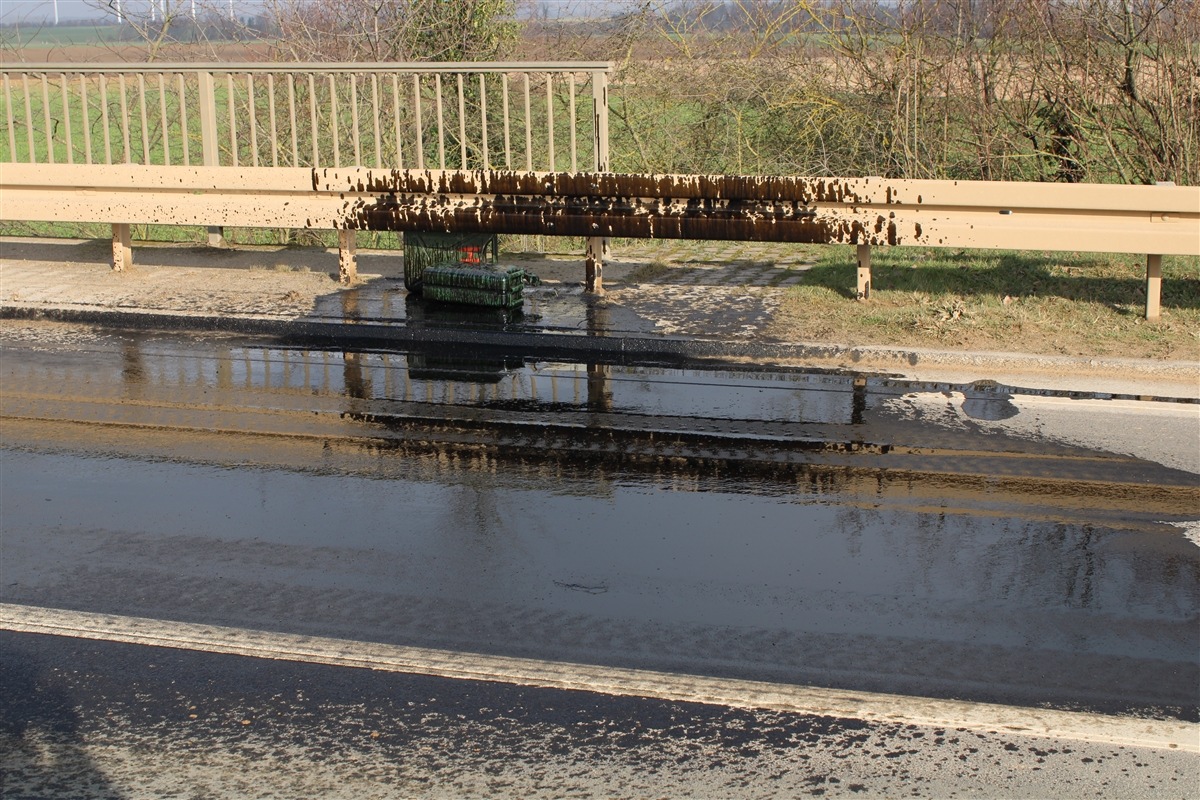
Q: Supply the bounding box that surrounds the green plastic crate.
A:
[423,265,525,309]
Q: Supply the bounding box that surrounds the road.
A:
[1,319,1197,797]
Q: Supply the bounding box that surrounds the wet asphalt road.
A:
[1,320,1198,797]
[2,632,1196,799]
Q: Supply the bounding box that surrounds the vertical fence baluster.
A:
[267,74,278,167]
[523,73,532,171]
[227,74,238,167]
[98,74,111,164]
[287,74,298,166]
[502,73,511,169]
[177,74,189,165]
[479,73,489,171]
[4,75,17,162]
[158,74,169,165]
[371,74,381,168]
[350,73,361,165]
[308,74,318,166]
[80,75,92,164]
[247,74,259,167]
[329,74,339,167]
[21,74,35,162]
[593,70,609,171]
[545,74,554,171]
[391,74,403,168]
[456,73,466,168]
[568,73,577,172]
[41,74,54,164]
[138,74,150,164]
[435,74,445,169]
[118,74,130,163]
[413,75,424,169]
[60,73,73,164]
[198,71,219,166]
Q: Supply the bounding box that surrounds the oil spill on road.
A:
[2,324,1198,719]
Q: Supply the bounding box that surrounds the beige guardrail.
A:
[1,164,1196,319]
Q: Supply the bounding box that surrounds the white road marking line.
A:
[2,602,1195,753]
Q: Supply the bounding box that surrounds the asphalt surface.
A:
[1,242,1198,797]
[2,632,1196,800]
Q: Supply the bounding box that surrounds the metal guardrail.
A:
[1,164,1195,319]
[0,62,611,173]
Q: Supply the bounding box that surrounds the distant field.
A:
[0,24,268,61]
[1,24,126,48]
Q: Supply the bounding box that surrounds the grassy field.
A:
[0,25,127,49]
[771,248,1199,360]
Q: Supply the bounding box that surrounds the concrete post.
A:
[111,223,132,271]
[856,244,871,300]
[338,229,358,285]
[585,236,607,295]
[1145,254,1162,321]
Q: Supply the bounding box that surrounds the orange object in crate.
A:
[459,245,483,265]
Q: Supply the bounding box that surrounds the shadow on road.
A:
[0,634,123,799]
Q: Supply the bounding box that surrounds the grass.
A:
[626,259,673,283]
[1,25,128,48]
[772,247,1200,359]
[0,220,412,250]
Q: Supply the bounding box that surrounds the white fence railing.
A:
[0,62,611,172]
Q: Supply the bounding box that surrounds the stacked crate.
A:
[422,264,525,309]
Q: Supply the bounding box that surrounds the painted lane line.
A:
[1,602,1195,753]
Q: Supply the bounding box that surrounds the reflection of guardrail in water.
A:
[1,339,869,426]
[1,163,1195,318]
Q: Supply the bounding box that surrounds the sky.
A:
[2,1,112,23]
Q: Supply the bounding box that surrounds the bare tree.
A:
[264,0,521,63]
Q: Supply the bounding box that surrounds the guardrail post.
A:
[1145,254,1162,321]
[197,70,225,247]
[112,223,132,271]
[585,237,605,295]
[585,69,610,294]
[856,244,871,300]
[338,229,357,284]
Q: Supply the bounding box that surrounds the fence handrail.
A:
[0,62,614,75]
